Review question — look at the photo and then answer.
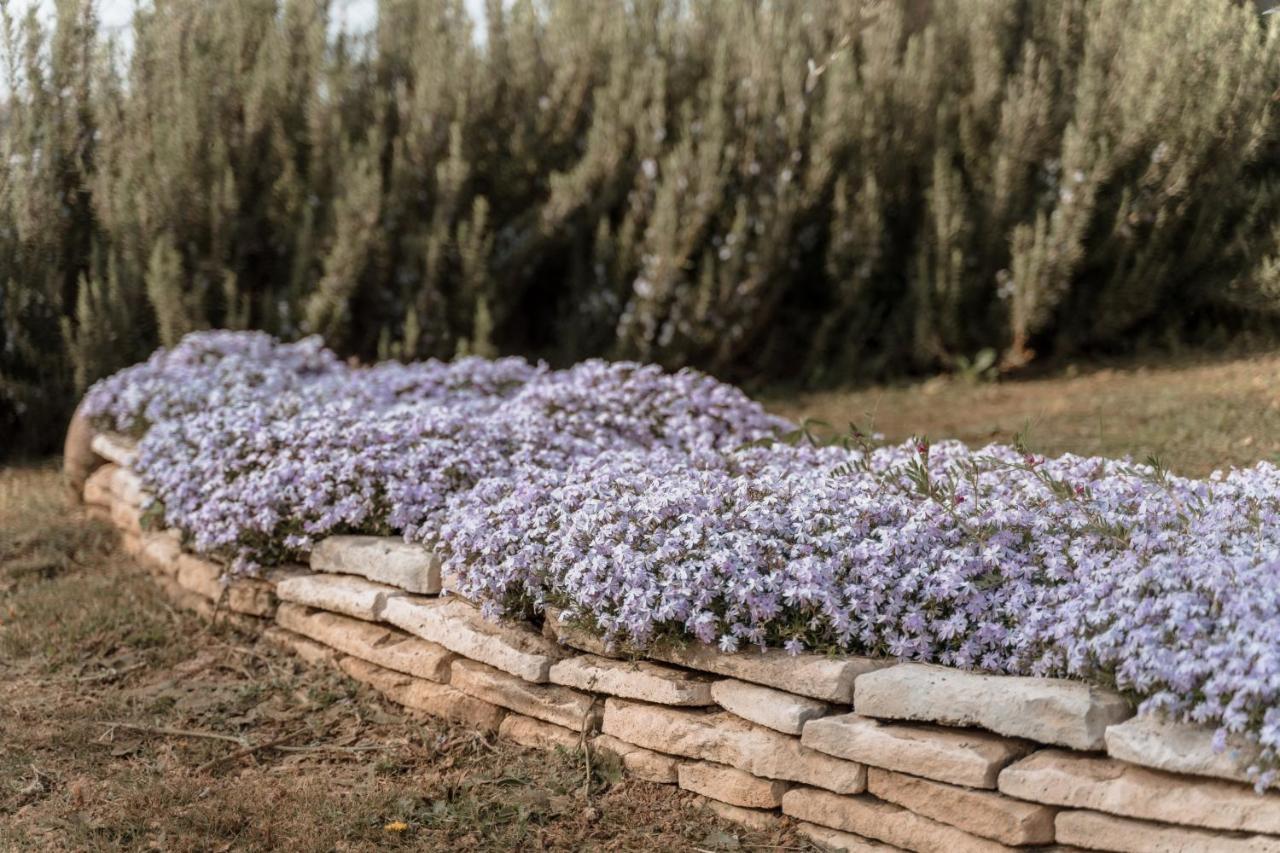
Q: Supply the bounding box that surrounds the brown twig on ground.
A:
[196,726,310,773]
[98,722,249,748]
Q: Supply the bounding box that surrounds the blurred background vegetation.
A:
[5,0,1280,456]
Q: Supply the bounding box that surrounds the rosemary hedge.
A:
[5,0,1280,455]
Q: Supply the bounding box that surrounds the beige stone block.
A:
[782,787,1015,853]
[999,749,1280,834]
[712,679,829,735]
[699,797,783,832]
[602,698,865,794]
[592,733,680,784]
[262,625,338,666]
[1055,809,1280,853]
[678,761,790,808]
[90,432,137,467]
[339,656,504,732]
[450,658,599,732]
[549,654,713,706]
[83,463,117,506]
[275,602,454,682]
[868,768,1055,845]
[794,821,905,852]
[175,553,223,601]
[648,641,888,703]
[1105,715,1269,789]
[499,714,582,752]
[854,663,1131,751]
[803,713,1031,789]
[86,503,112,524]
[111,500,144,535]
[110,466,147,507]
[275,573,403,621]
[310,535,442,594]
[137,530,183,577]
[382,595,565,683]
[64,403,104,503]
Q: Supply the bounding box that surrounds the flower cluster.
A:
[86,332,1280,785]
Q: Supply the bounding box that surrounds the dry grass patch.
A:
[0,465,801,852]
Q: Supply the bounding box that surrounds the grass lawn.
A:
[769,351,1280,477]
[3,351,1278,850]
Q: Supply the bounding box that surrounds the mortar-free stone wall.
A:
[72,431,1280,853]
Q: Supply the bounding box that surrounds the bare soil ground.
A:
[0,466,801,851]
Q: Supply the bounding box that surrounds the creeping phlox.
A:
[85,332,1280,786]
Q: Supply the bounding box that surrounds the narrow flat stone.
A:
[275,574,403,622]
[450,659,599,732]
[175,553,223,601]
[999,749,1280,834]
[699,798,783,832]
[226,578,277,617]
[781,788,1015,853]
[382,596,564,683]
[499,714,581,751]
[602,698,865,794]
[90,432,137,467]
[549,654,713,706]
[151,574,261,632]
[678,761,790,808]
[83,464,117,506]
[592,733,680,783]
[1105,715,1268,789]
[310,535,441,595]
[803,713,1031,789]
[65,403,105,502]
[712,679,829,735]
[110,466,147,507]
[868,768,1056,846]
[647,641,888,703]
[1056,810,1280,853]
[276,602,454,682]
[86,504,112,524]
[795,822,905,852]
[262,625,338,666]
[137,530,183,577]
[854,663,1132,750]
[111,500,144,535]
[339,656,505,732]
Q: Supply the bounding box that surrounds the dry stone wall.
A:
[74,432,1280,853]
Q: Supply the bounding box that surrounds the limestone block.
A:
[83,464,117,506]
[602,698,865,794]
[867,768,1056,846]
[794,822,905,852]
[999,749,1280,834]
[499,714,582,752]
[339,656,504,732]
[383,595,564,683]
[450,659,599,732]
[275,573,403,622]
[1105,715,1269,789]
[678,761,790,808]
[592,733,681,784]
[310,535,441,594]
[782,787,1015,853]
[802,713,1031,788]
[647,641,887,703]
[549,654,713,706]
[854,664,1131,751]
[90,432,137,467]
[698,798,783,832]
[262,625,338,666]
[711,679,829,735]
[275,602,454,682]
[1055,810,1280,853]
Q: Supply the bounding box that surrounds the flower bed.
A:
[81,332,1280,786]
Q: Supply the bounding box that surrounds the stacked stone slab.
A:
[70,426,1280,852]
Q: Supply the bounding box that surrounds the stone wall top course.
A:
[382,595,565,683]
[310,535,441,595]
[548,654,714,706]
[854,663,1131,750]
[711,679,829,736]
[275,573,404,622]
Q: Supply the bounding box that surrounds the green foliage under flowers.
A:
[6,0,1280,455]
